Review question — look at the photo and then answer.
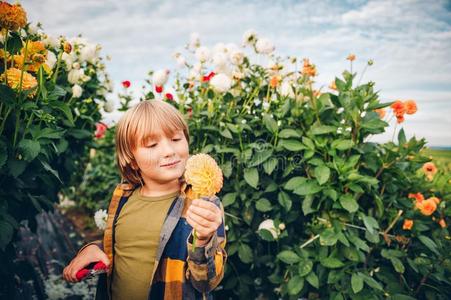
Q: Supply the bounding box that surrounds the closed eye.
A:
[146,143,157,148]
[172,138,182,142]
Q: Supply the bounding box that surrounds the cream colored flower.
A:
[184,153,223,197]
[152,69,170,86]
[258,219,279,239]
[210,73,232,93]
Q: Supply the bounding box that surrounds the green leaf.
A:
[306,271,319,289]
[0,219,14,251]
[320,228,338,246]
[238,243,253,263]
[277,250,301,264]
[280,139,304,151]
[40,160,62,183]
[0,84,16,106]
[255,198,272,212]
[359,273,383,291]
[390,257,405,273]
[263,157,278,175]
[68,128,91,139]
[0,140,7,168]
[294,180,322,195]
[220,128,233,139]
[332,139,354,151]
[279,129,301,138]
[321,257,345,268]
[287,275,304,295]
[418,235,440,255]
[311,125,336,135]
[315,165,330,185]
[220,161,233,178]
[284,176,307,190]
[18,139,41,161]
[302,195,315,215]
[222,192,237,207]
[49,101,74,126]
[263,114,278,133]
[360,214,379,234]
[339,194,358,213]
[248,149,273,167]
[351,273,364,293]
[398,128,406,145]
[6,32,22,54]
[258,229,275,242]
[298,259,313,277]
[348,234,370,252]
[302,137,315,150]
[244,168,259,189]
[278,191,292,211]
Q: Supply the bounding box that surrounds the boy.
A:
[63,100,227,299]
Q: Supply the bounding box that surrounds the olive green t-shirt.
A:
[111,187,179,300]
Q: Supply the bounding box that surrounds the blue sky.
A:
[22,0,451,146]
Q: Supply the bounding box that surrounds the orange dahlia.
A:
[422,162,437,181]
[184,153,223,197]
[2,67,37,96]
[0,2,27,31]
[302,59,317,77]
[269,75,281,88]
[405,100,417,115]
[391,100,405,117]
[416,197,438,216]
[347,54,356,61]
[374,108,386,119]
[402,219,413,230]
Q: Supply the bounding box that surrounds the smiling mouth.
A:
[160,160,181,167]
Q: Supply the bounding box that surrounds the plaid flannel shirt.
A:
[78,182,227,299]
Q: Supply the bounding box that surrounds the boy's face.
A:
[132,129,189,185]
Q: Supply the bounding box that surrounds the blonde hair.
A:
[115,100,189,186]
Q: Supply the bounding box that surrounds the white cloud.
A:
[21,0,451,146]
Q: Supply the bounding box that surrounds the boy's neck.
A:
[139,178,181,197]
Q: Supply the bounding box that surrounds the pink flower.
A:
[95,122,108,139]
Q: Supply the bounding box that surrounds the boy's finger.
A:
[187,210,212,227]
[188,205,217,222]
[186,215,210,236]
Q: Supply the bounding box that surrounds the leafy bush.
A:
[0,2,112,295]
[74,31,451,299]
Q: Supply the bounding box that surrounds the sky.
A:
[22,0,451,146]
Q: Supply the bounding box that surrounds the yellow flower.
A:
[0,2,27,31]
[2,67,38,96]
[14,41,48,72]
[184,153,223,197]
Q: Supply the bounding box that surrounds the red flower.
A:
[202,71,215,82]
[165,93,174,101]
[121,80,131,88]
[155,85,163,93]
[187,107,193,119]
[95,122,108,139]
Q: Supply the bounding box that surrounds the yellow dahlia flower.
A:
[184,153,223,197]
[0,2,27,31]
[2,68,38,96]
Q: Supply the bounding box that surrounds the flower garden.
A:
[0,2,450,299]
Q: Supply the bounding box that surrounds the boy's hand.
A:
[63,244,110,283]
[186,198,222,246]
